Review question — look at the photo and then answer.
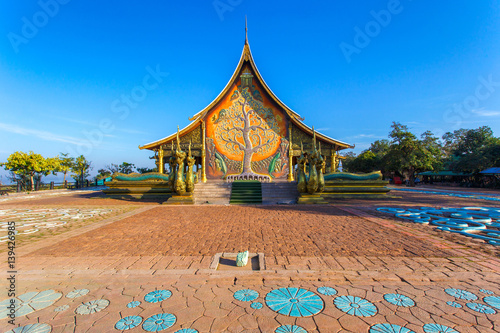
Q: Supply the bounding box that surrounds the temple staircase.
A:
[261,181,299,204]
[193,181,231,205]
[230,181,262,204]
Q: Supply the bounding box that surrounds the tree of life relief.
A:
[207,87,289,181]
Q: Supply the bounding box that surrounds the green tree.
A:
[57,153,74,183]
[443,126,499,173]
[345,150,378,173]
[385,122,440,186]
[96,169,112,180]
[71,155,92,185]
[136,167,157,174]
[106,162,136,174]
[1,151,60,191]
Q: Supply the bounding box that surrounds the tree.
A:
[96,169,111,180]
[385,122,440,186]
[137,167,157,174]
[345,150,378,173]
[2,151,59,191]
[57,153,74,183]
[106,162,136,174]
[443,126,499,173]
[71,155,92,185]
[213,87,280,179]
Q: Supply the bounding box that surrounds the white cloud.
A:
[472,109,500,117]
[348,134,385,139]
[0,122,88,145]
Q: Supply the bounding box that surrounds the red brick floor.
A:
[27,205,453,257]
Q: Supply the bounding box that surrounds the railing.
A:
[0,179,109,194]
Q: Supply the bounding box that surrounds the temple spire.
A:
[245,16,248,45]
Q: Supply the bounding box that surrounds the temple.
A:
[139,27,353,183]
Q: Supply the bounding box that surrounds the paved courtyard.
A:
[0,187,499,332]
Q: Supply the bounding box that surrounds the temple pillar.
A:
[201,121,207,182]
[158,148,164,174]
[287,124,294,181]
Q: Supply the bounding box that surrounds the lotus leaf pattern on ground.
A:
[265,287,324,317]
[233,289,259,302]
[142,313,176,332]
[115,315,143,330]
[334,295,377,317]
[0,290,61,319]
[75,299,110,315]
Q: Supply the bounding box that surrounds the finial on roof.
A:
[245,16,248,45]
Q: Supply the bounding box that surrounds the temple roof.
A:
[140,39,353,151]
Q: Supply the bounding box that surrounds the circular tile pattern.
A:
[334,295,377,317]
[66,289,89,298]
[266,287,324,317]
[466,302,496,314]
[75,299,110,315]
[251,302,263,309]
[115,316,143,330]
[480,289,494,295]
[423,323,459,333]
[233,289,259,302]
[5,323,52,333]
[127,301,141,308]
[369,323,414,333]
[0,289,62,319]
[275,325,307,333]
[174,329,198,333]
[143,313,176,332]
[144,290,172,303]
[446,301,462,308]
[444,288,478,301]
[484,295,500,309]
[317,287,337,296]
[54,304,69,312]
[384,293,415,307]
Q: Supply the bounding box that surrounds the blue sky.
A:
[1,0,499,182]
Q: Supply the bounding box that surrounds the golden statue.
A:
[316,142,325,193]
[167,142,177,191]
[297,141,307,193]
[174,127,187,195]
[185,141,195,193]
[306,128,319,194]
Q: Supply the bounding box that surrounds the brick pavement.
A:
[0,190,499,332]
[26,206,452,257]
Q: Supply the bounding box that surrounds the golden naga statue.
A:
[174,128,187,195]
[185,141,195,193]
[297,141,307,193]
[306,129,319,194]
[167,142,177,191]
[316,142,325,193]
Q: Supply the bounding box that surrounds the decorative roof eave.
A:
[139,120,201,150]
[140,41,354,151]
[188,43,304,123]
[291,118,353,150]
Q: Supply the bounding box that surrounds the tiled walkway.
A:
[0,191,499,332]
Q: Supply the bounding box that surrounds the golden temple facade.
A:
[140,33,353,182]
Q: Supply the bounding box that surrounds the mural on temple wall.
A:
[205,68,289,180]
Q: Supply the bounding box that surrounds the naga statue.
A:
[167,142,177,192]
[306,129,319,194]
[316,142,325,193]
[174,128,187,195]
[297,141,307,193]
[185,141,195,193]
